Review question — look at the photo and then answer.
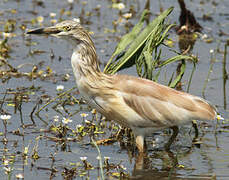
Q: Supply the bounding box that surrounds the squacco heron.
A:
[27,19,217,152]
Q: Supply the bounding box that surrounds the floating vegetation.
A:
[0,0,228,179]
[0,38,11,58]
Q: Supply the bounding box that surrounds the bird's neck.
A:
[71,38,114,99]
[71,40,103,84]
[74,40,100,69]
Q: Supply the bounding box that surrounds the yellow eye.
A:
[63,26,71,31]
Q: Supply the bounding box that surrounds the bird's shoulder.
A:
[113,74,204,113]
[113,74,185,100]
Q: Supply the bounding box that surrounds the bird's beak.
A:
[26,26,61,35]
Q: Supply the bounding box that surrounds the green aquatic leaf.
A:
[169,61,186,88]
[105,7,174,74]
[158,55,196,68]
[104,10,148,72]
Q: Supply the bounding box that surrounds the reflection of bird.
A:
[177,0,202,34]
[27,19,217,152]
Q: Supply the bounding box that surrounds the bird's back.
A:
[107,74,217,129]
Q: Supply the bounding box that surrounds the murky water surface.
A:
[0,0,228,179]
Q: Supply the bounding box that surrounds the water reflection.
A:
[131,150,181,179]
[223,43,228,109]
[127,125,213,179]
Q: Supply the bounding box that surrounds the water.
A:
[0,0,228,179]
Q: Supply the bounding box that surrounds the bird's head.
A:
[26,19,99,71]
[26,19,93,45]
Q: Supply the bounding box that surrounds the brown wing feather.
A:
[114,74,216,126]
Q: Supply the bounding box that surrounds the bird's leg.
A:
[136,135,145,153]
[192,120,199,139]
[192,120,201,147]
[164,126,179,151]
[134,150,148,170]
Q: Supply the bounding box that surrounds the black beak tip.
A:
[26,28,45,35]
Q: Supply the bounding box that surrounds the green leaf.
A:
[169,61,186,88]
[144,50,152,79]
[158,55,195,68]
[104,10,148,72]
[104,7,174,74]
[187,61,196,92]
[155,24,175,46]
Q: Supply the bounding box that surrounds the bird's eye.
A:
[63,26,71,31]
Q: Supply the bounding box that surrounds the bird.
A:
[26,19,217,152]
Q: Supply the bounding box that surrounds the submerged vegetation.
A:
[0,0,228,179]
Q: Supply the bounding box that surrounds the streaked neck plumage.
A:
[69,32,102,83]
[69,30,114,97]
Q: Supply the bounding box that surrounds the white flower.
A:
[117,3,125,9]
[112,3,125,10]
[101,116,106,121]
[85,119,90,124]
[73,18,80,23]
[180,25,187,30]
[96,4,101,9]
[80,113,88,118]
[68,0,74,3]
[37,16,44,23]
[4,167,13,174]
[0,115,11,120]
[53,115,59,122]
[76,124,82,128]
[104,156,110,160]
[56,85,64,91]
[91,109,96,114]
[201,34,208,40]
[49,12,56,18]
[56,105,64,111]
[62,117,72,124]
[3,160,9,165]
[119,165,126,170]
[122,13,132,19]
[24,147,29,155]
[217,115,224,120]
[2,32,16,38]
[80,156,87,161]
[209,49,214,54]
[15,173,24,179]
